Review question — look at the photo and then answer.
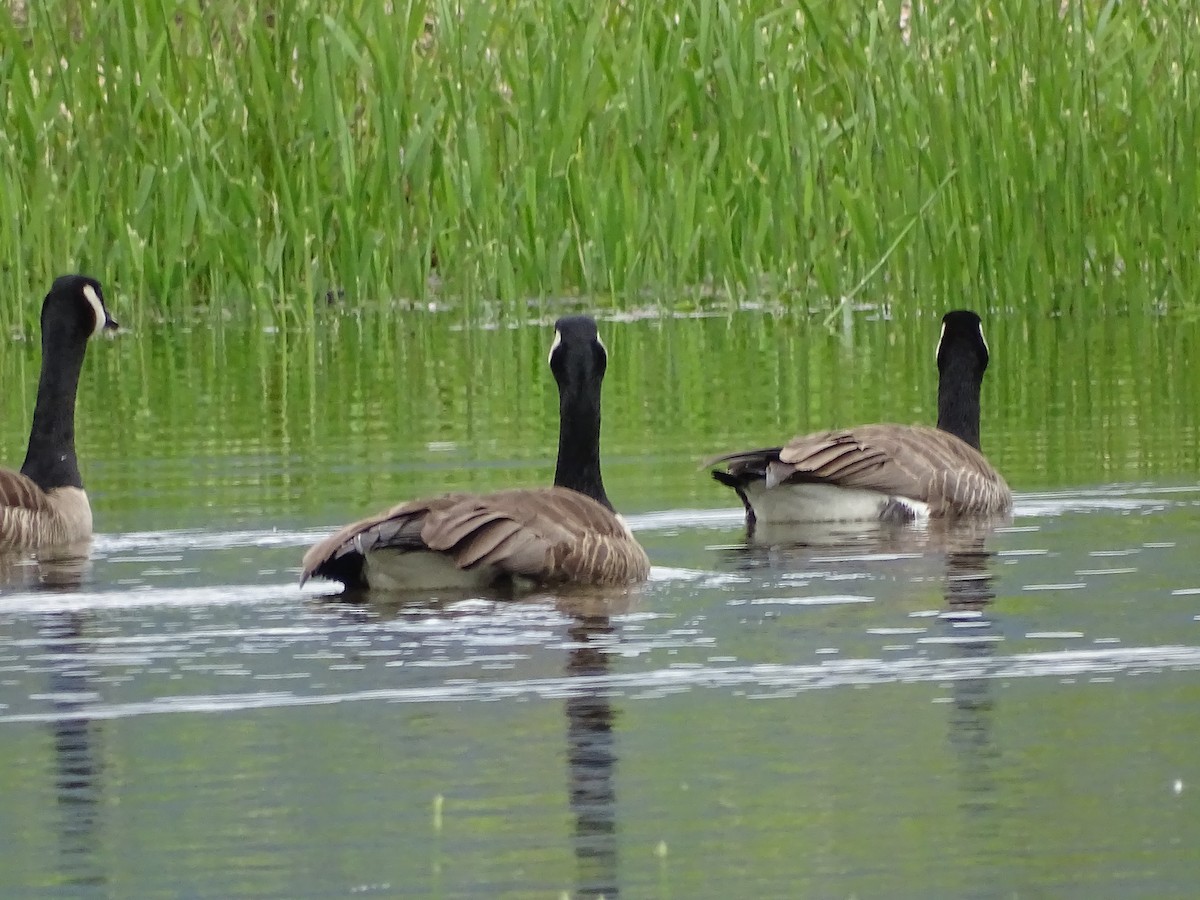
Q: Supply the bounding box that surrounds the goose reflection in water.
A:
[44,610,106,890]
[323,586,636,898]
[1,551,107,891]
[717,512,1011,567]
[714,514,1010,851]
[938,534,1005,838]
[558,594,626,899]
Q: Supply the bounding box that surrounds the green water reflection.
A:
[4,307,1198,534]
[2,307,1199,898]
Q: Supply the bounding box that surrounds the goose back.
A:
[710,424,1011,521]
[707,310,1009,525]
[301,486,649,590]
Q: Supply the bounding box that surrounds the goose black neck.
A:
[936,353,983,451]
[20,324,88,491]
[554,377,612,511]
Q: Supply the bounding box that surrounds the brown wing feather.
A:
[299,494,455,587]
[0,471,93,550]
[702,446,784,473]
[710,425,1011,516]
[778,425,1010,514]
[451,518,524,567]
[301,487,650,588]
[0,469,54,513]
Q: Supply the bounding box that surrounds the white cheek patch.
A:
[547,329,562,365]
[82,284,105,337]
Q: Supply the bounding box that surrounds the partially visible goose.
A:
[1,275,118,552]
[301,316,650,592]
[706,310,1011,527]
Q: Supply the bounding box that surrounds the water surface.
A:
[2,309,1198,897]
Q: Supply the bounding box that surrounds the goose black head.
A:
[936,309,988,377]
[45,274,119,339]
[548,315,607,389]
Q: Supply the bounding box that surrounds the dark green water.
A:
[2,307,1199,897]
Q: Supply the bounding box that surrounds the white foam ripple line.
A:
[625,508,746,531]
[3,644,1197,724]
[87,487,1197,557]
[0,582,303,613]
[88,511,742,558]
[95,529,321,553]
[0,570,717,614]
[92,509,746,556]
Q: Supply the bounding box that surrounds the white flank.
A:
[742,481,930,524]
[363,548,496,591]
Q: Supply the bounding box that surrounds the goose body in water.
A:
[302,316,650,592]
[707,310,1011,528]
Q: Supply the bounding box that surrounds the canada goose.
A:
[301,315,650,591]
[706,310,1011,527]
[1,275,118,552]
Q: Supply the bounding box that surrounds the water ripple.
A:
[81,484,1200,561]
[3,644,1196,724]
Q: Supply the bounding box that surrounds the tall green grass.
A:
[0,0,1196,324]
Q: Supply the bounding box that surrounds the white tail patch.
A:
[935,321,946,364]
[82,284,106,337]
[978,322,989,357]
[547,328,562,365]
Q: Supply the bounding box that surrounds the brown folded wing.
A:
[0,470,94,550]
[709,424,1011,516]
[301,486,650,588]
[0,469,54,514]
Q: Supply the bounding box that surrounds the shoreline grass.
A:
[0,0,1196,324]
